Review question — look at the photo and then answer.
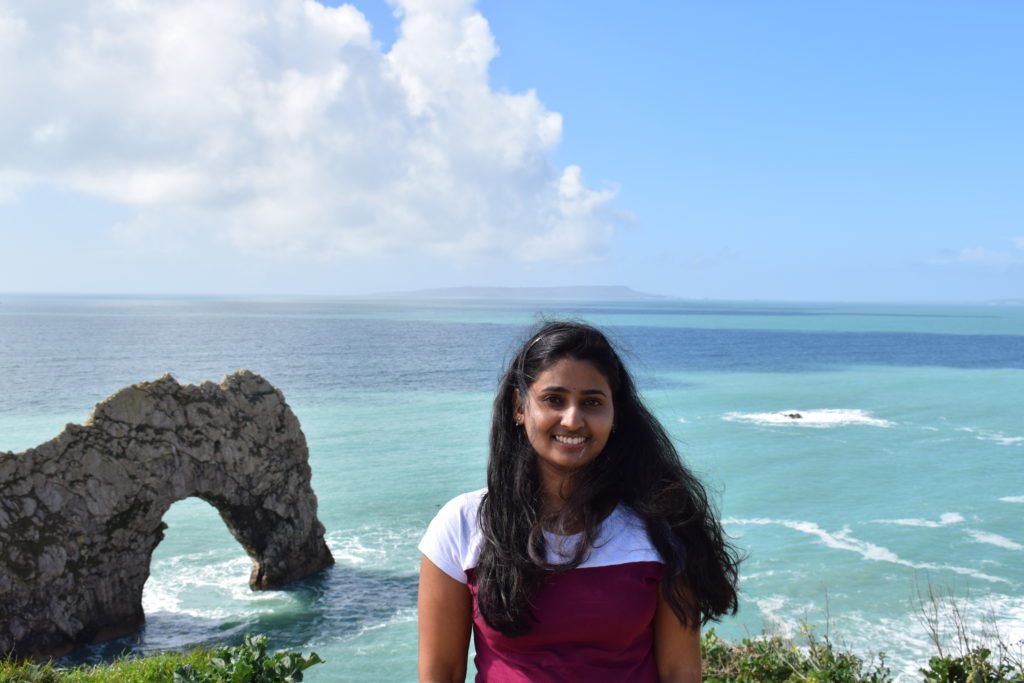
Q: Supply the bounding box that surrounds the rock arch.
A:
[0,371,334,658]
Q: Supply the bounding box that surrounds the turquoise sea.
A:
[1,295,1022,680]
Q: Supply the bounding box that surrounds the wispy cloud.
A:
[956,247,1019,267]
[0,0,616,263]
[932,239,1024,269]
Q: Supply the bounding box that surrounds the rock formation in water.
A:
[0,371,334,658]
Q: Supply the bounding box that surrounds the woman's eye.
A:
[541,395,562,404]
[584,398,603,407]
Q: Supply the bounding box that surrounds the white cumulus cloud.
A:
[0,0,616,262]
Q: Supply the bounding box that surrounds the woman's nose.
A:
[561,404,584,429]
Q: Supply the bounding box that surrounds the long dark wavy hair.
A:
[475,320,740,637]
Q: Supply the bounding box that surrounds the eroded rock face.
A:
[0,371,334,658]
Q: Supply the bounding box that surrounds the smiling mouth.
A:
[553,435,588,445]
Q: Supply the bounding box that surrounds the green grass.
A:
[0,636,322,683]
[0,649,212,682]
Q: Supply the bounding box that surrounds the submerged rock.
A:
[0,371,334,658]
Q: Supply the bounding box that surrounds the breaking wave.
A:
[723,408,894,428]
[957,427,1024,446]
[876,513,965,528]
[725,517,1009,584]
[968,530,1024,551]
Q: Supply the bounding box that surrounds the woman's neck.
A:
[540,479,586,534]
[539,471,570,512]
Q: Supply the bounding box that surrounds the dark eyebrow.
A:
[540,385,608,397]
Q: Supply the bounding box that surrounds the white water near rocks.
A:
[1,297,1022,680]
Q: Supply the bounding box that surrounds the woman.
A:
[418,321,740,682]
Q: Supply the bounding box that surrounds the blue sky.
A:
[1,0,1021,301]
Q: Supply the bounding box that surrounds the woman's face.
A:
[515,357,614,482]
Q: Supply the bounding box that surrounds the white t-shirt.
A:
[419,488,662,583]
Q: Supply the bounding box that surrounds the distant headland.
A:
[368,285,671,301]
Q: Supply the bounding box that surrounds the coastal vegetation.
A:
[0,635,323,683]
[701,626,1023,682]
[3,628,1021,682]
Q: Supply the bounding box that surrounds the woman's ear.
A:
[513,388,524,425]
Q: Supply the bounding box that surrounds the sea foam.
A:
[725,517,1009,584]
[722,408,894,428]
[143,554,281,618]
[957,427,1024,446]
[877,512,965,528]
[968,530,1024,551]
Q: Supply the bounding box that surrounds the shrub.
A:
[919,647,1024,683]
[172,635,323,683]
[701,625,892,683]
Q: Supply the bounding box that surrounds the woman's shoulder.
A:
[418,488,486,583]
[426,487,486,540]
[435,487,486,519]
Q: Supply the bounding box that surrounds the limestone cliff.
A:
[0,371,334,658]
